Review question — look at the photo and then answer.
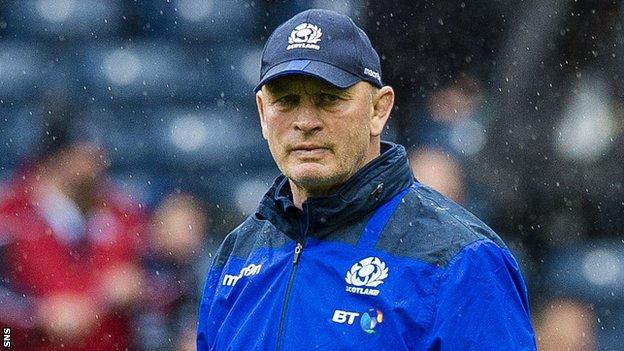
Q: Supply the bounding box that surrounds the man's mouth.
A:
[291,144,330,156]
[292,144,326,150]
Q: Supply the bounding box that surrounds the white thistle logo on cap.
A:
[345,257,388,296]
[287,23,322,50]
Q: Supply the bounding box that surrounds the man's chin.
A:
[286,164,342,191]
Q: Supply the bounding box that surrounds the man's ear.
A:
[256,90,269,140]
[370,86,395,137]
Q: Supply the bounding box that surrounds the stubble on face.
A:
[260,77,377,198]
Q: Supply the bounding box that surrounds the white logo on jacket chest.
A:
[345,257,388,296]
[332,310,360,324]
[222,263,262,287]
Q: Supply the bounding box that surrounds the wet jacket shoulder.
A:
[382,180,535,349]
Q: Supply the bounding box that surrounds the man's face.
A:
[57,142,108,191]
[257,76,378,194]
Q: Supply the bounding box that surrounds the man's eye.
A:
[276,95,299,105]
[318,93,340,104]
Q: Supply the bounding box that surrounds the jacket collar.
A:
[256,141,414,240]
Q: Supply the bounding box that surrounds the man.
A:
[197,9,535,350]
[0,133,145,350]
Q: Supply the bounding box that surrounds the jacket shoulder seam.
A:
[411,186,491,243]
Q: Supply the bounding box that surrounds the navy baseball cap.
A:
[255,9,383,92]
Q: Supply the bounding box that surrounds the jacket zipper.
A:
[276,241,303,351]
[276,206,309,351]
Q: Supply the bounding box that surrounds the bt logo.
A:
[332,308,384,333]
[332,310,360,325]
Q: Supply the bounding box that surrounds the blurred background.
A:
[0,0,622,350]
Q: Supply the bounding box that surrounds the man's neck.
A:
[289,180,339,210]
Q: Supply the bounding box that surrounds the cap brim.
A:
[254,60,361,92]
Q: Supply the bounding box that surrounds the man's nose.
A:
[293,104,322,133]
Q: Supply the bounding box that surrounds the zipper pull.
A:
[293,242,303,264]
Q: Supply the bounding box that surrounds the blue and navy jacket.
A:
[197,142,536,350]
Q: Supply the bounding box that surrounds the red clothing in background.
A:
[0,172,146,351]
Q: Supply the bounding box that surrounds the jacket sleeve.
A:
[196,262,223,351]
[426,239,536,350]
[196,233,236,351]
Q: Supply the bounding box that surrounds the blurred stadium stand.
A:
[135,0,263,41]
[0,42,49,101]
[0,0,369,211]
[0,105,45,167]
[543,241,624,350]
[3,0,124,40]
[546,242,624,302]
[1,0,623,350]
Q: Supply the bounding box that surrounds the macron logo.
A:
[222,263,262,287]
[364,68,381,81]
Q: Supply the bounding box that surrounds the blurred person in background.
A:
[408,147,464,204]
[533,298,597,351]
[405,74,495,221]
[135,192,210,351]
[364,0,504,139]
[404,73,484,153]
[0,121,146,350]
